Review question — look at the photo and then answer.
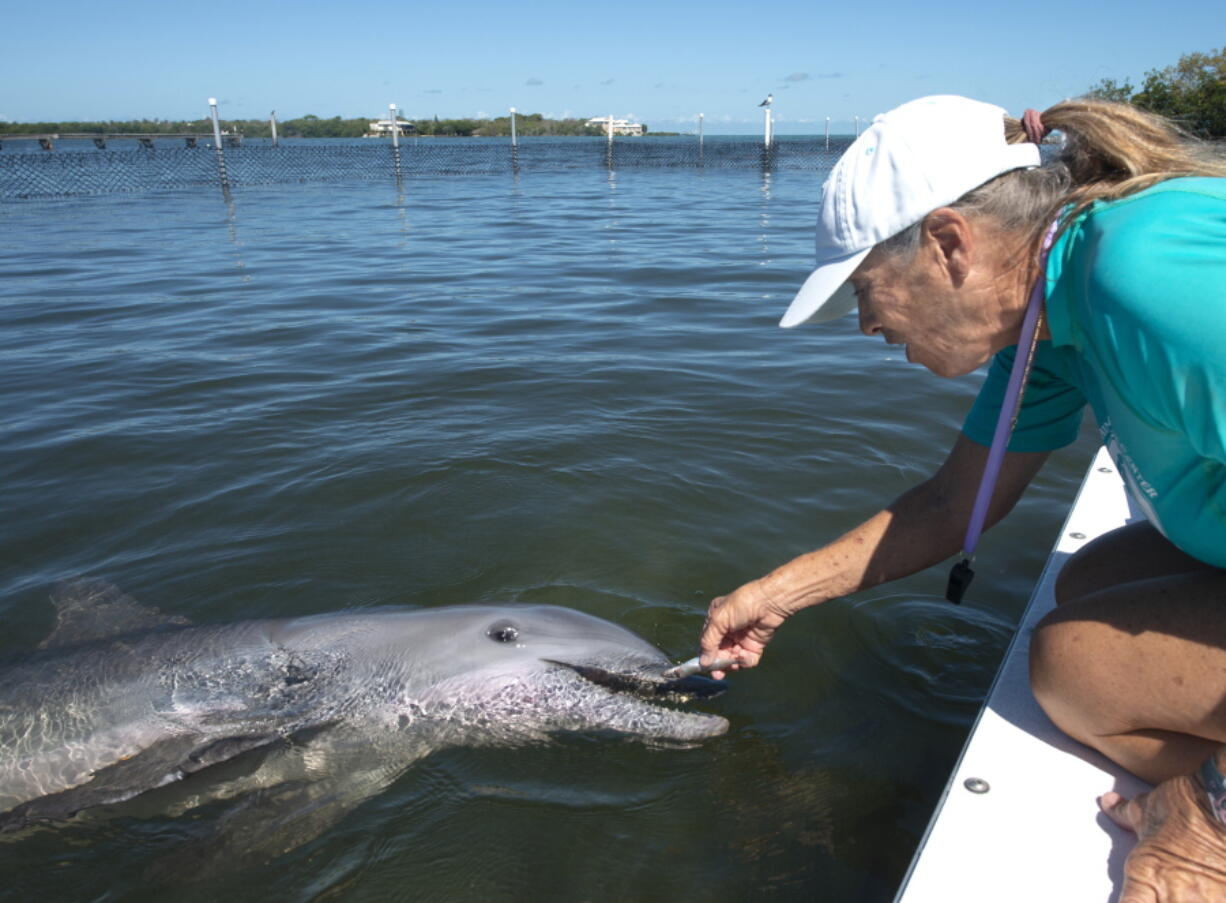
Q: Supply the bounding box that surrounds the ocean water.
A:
[0,159,1098,901]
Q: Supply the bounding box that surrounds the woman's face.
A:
[848,216,1026,378]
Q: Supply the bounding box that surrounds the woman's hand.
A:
[1101,771,1226,902]
[699,579,794,679]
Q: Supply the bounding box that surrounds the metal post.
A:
[825,116,830,150]
[209,97,224,147]
[270,110,278,147]
[854,115,860,137]
[509,106,518,173]
[698,113,704,166]
[389,103,403,185]
[208,97,231,195]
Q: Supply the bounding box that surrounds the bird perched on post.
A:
[759,94,773,107]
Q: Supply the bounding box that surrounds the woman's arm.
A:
[699,434,1050,675]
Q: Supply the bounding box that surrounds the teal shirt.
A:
[963,177,1226,568]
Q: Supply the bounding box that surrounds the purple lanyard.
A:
[946,220,1059,604]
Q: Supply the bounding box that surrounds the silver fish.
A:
[662,655,740,680]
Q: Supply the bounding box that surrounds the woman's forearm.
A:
[753,436,1051,614]
[754,476,966,612]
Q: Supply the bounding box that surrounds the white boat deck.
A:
[895,446,1150,903]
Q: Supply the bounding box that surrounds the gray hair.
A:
[876,164,1074,262]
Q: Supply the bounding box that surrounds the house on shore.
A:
[366,118,416,137]
[585,117,646,136]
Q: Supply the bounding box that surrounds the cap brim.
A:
[779,248,869,328]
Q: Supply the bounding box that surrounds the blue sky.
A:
[3,0,1222,133]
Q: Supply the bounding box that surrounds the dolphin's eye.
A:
[487,621,519,644]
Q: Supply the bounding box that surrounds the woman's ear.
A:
[922,208,974,288]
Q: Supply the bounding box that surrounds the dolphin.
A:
[0,580,728,865]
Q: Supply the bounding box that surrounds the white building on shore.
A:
[366,118,416,137]
[585,116,645,136]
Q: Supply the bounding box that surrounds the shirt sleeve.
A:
[962,341,1087,452]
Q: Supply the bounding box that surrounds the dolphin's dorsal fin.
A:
[38,578,191,649]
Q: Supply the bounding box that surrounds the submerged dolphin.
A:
[0,580,727,864]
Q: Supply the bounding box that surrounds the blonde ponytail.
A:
[1004,98,1226,216]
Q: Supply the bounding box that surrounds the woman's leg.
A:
[1053,521,1214,605]
[1031,522,1226,784]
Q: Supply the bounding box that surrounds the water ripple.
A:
[0,168,1100,901]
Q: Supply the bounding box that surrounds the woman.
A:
[699,95,1226,899]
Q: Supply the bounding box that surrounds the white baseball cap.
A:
[780,95,1041,328]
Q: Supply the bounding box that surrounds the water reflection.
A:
[759,170,773,265]
[221,196,251,284]
[390,184,410,247]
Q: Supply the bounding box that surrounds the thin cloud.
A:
[424,89,443,94]
[525,78,544,86]
[601,78,615,86]
[785,72,810,82]
[815,72,845,79]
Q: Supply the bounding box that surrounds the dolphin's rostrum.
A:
[0,580,728,865]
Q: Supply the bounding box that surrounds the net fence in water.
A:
[0,138,848,199]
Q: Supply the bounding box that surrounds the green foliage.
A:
[1088,47,1226,137]
[1086,78,1134,104]
[0,117,274,138]
[414,114,602,137]
[0,118,219,136]
[279,115,368,138]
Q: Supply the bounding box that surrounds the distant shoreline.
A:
[1,113,629,141]
[0,132,859,145]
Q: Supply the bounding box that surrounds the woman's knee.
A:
[1028,608,1123,738]
[1029,612,1083,721]
[1030,614,1070,691]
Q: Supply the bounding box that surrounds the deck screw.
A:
[964,777,990,794]
[1069,532,1086,540]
